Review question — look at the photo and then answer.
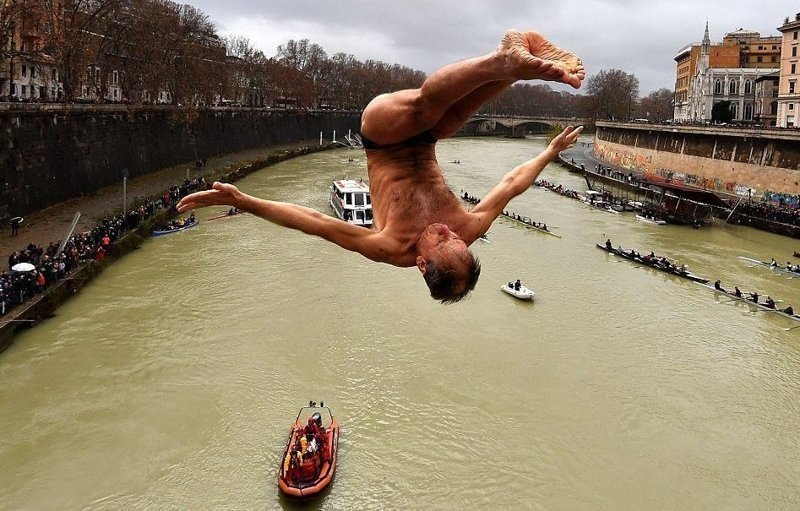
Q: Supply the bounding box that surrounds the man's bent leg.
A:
[361,53,509,146]
[429,80,513,139]
[361,30,583,145]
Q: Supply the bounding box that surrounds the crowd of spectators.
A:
[0,176,206,317]
[736,199,800,227]
[568,155,800,229]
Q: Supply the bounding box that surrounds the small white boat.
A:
[636,214,667,225]
[581,190,618,214]
[330,178,373,227]
[501,282,535,300]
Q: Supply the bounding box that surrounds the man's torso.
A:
[365,145,478,265]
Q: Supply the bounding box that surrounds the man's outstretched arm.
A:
[177,182,389,262]
[471,126,583,228]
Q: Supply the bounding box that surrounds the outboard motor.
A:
[310,412,322,427]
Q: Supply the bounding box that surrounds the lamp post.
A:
[122,168,128,216]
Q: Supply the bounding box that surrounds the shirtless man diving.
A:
[177,29,585,303]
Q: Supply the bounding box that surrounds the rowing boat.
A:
[739,256,800,277]
[696,282,800,323]
[151,219,199,236]
[502,213,562,238]
[596,244,709,283]
[459,191,560,238]
[207,209,244,221]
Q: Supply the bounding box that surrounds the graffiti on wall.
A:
[655,168,737,195]
[764,190,800,206]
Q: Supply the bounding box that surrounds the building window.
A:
[21,85,26,96]
[790,104,795,111]
[771,101,777,114]
[795,31,798,40]
[744,80,752,94]
[791,81,796,94]
[757,56,763,63]
[794,47,798,57]
[714,80,722,94]
[30,67,35,79]
[731,102,738,119]
[744,102,753,120]
[729,80,737,94]
[21,65,26,77]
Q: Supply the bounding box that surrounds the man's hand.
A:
[177,182,243,213]
[548,125,583,153]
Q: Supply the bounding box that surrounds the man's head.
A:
[416,223,481,304]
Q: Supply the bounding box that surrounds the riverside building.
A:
[673,23,781,122]
[776,13,800,127]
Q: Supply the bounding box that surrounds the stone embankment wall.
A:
[0,106,361,217]
[594,122,800,196]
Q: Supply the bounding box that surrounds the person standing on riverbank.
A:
[178,29,584,303]
[10,217,22,237]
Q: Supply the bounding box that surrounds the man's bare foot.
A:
[499,30,585,89]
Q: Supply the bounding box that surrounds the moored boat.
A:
[581,191,619,214]
[278,403,339,500]
[501,281,535,300]
[635,214,667,225]
[330,179,373,226]
[596,243,709,283]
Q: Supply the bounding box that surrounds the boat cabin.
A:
[330,179,373,227]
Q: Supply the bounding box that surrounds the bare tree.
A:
[51,0,125,100]
[636,88,673,122]
[585,69,639,121]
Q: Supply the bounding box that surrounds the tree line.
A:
[2,0,671,120]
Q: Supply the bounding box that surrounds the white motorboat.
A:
[330,178,373,226]
[636,214,667,225]
[501,282,535,300]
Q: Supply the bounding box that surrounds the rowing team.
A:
[605,240,685,272]
[770,258,800,273]
[714,280,793,314]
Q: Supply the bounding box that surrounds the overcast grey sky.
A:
[189,0,799,95]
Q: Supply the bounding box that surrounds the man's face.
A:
[417,223,472,291]
[418,223,468,261]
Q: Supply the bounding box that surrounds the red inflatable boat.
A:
[278,403,339,500]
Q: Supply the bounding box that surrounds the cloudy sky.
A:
[189,0,799,95]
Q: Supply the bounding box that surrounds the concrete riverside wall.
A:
[594,122,800,197]
[0,106,361,218]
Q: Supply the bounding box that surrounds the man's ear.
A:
[416,256,426,274]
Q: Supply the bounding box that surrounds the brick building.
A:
[673,23,781,122]
[776,13,800,127]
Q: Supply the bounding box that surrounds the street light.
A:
[122,168,129,216]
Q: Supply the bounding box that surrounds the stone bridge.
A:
[463,115,593,138]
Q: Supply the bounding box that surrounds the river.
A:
[1,136,799,510]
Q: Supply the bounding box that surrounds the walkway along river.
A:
[0,143,335,351]
[0,136,798,509]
